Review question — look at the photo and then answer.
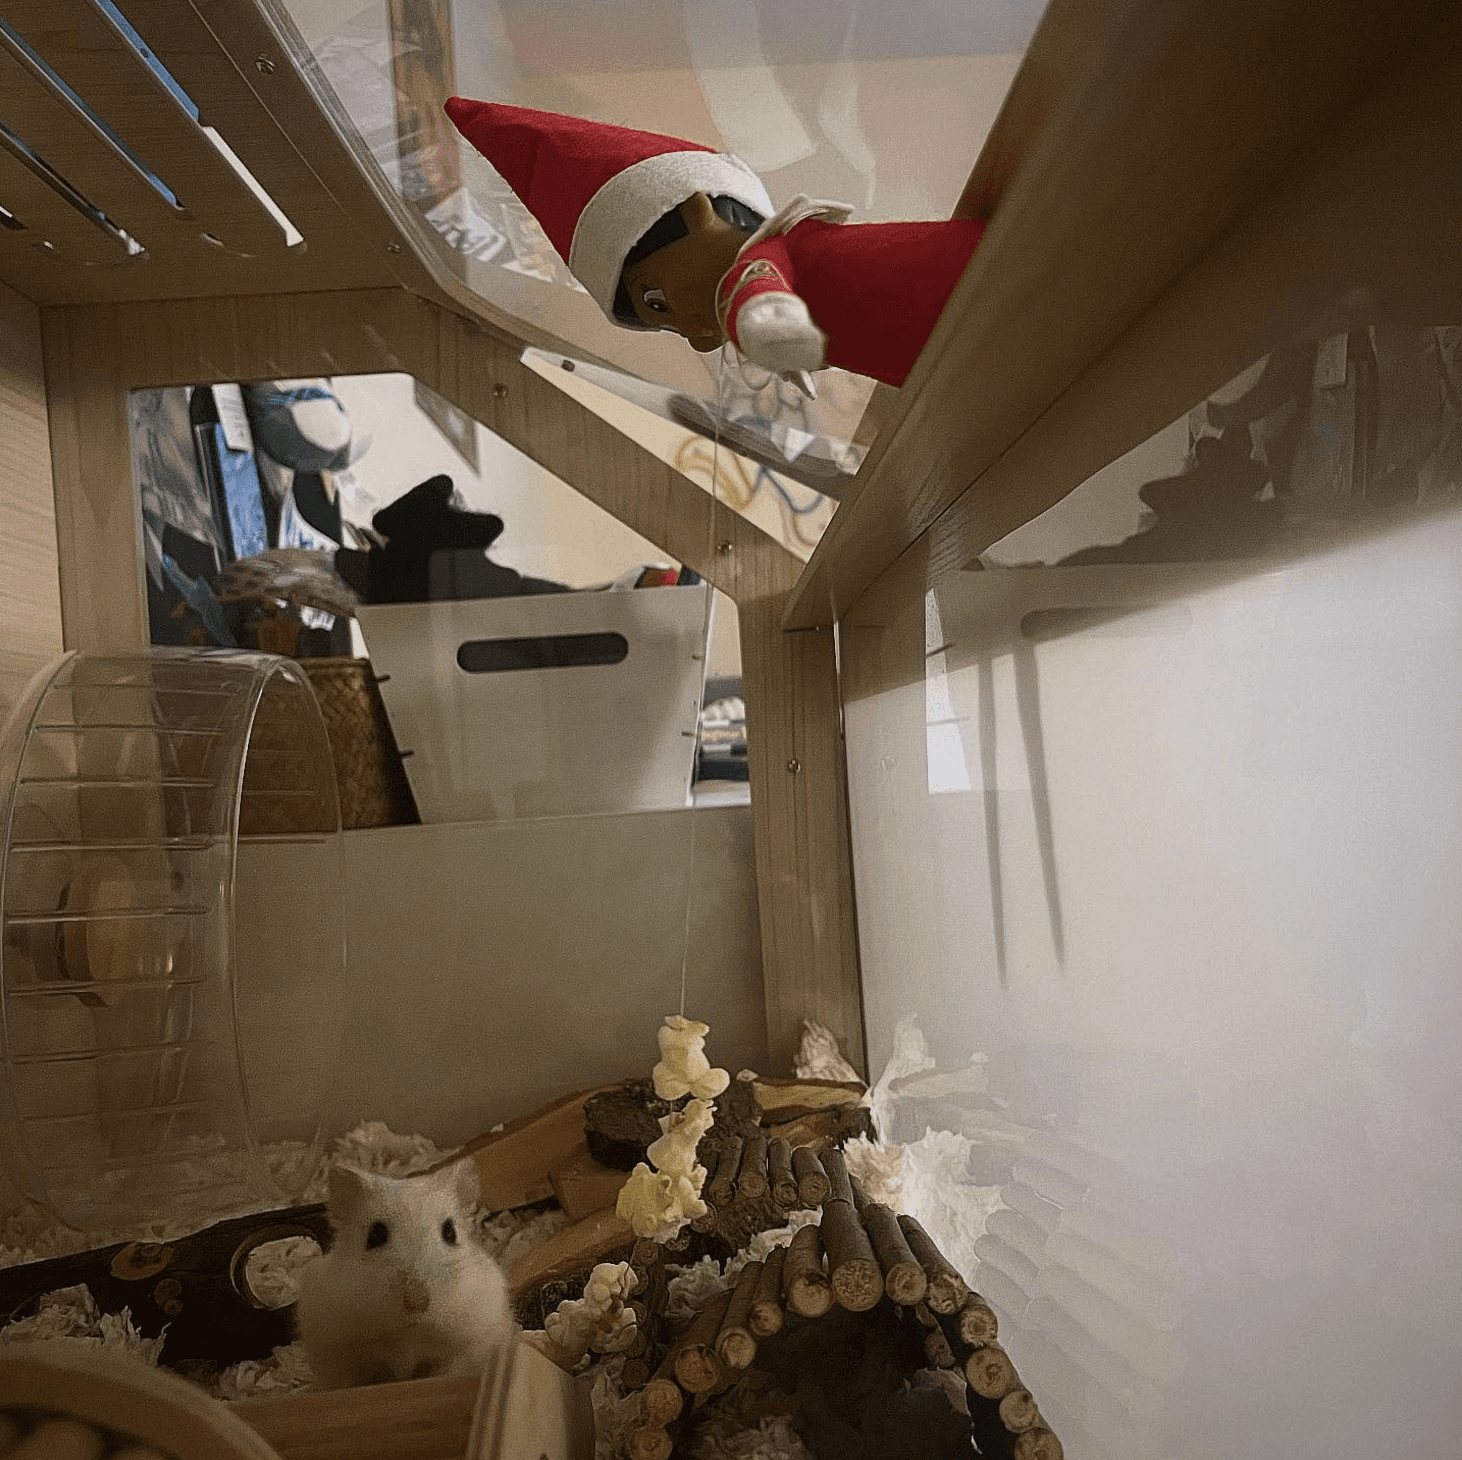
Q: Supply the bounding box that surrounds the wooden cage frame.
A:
[3,0,1461,1084]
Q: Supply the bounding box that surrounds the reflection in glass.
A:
[988,313,1462,569]
[128,372,749,824]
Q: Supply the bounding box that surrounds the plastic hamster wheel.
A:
[0,650,343,1229]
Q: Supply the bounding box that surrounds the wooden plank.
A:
[1,0,292,256]
[433,1084,622,1213]
[738,593,863,1077]
[0,279,63,723]
[507,1206,634,1296]
[548,1142,631,1222]
[238,1371,479,1460]
[0,140,134,266]
[39,287,800,634]
[39,302,149,654]
[784,0,1456,628]
[0,34,198,245]
[924,0,1462,581]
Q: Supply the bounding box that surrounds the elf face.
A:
[620,192,749,352]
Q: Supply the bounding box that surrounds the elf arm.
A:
[718,236,826,378]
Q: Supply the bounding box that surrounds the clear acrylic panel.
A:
[842,506,1462,1455]
[128,366,771,1144]
[264,0,1044,448]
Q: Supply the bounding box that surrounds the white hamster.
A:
[296,1160,515,1388]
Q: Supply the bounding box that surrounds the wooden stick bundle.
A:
[708,1138,743,1207]
[1013,1429,1063,1460]
[849,1180,927,1305]
[998,1390,1041,1434]
[637,1353,684,1429]
[781,1223,833,1318]
[630,1238,660,1267]
[790,1146,830,1207]
[817,1145,855,1205]
[896,1214,969,1313]
[626,1426,673,1460]
[768,1138,799,1208]
[964,1343,1020,1400]
[714,1261,762,1369]
[749,1246,786,1337]
[690,1201,718,1234]
[924,1323,957,1369]
[619,1354,653,1391]
[815,1151,883,1312]
[957,1294,1000,1347]
[737,1133,769,1201]
[672,1289,733,1394]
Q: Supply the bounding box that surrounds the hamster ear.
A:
[439,1158,481,1215]
[326,1164,376,1226]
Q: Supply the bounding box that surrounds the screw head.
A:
[492,383,509,399]
[716,541,734,555]
[254,53,276,74]
[786,758,801,774]
[385,241,402,255]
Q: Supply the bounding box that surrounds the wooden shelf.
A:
[784,0,1461,628]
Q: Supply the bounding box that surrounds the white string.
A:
[676,346,729,1019]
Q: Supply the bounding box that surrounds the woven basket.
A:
[241,657,417,833]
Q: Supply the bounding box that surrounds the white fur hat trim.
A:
[569,151,774,323]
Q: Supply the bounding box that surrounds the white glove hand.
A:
[735,291,827,375]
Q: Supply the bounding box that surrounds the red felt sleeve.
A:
[716,235,801,352]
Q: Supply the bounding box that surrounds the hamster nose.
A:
[403,1281,431,1316]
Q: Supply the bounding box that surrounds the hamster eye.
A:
[365,1221,389,1249]
[441,1218,458,1245]
[641,287,669,315]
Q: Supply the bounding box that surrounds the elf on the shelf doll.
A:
[443,98,988,390]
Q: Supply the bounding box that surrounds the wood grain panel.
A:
[0,140,135,267]
[41,285,851,1081]
[925,2,1462,582]
[0,280,62,721]
[785,0,1455,628]
[39,300,145,653]
[738,594,863,1077]
[41,288,802,620]
[0,0,399,305]
[0,36,197,243]
[1,0,293,256]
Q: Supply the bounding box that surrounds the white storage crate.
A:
[356,587,708,822]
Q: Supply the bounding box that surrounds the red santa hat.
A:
[443,98,773,325]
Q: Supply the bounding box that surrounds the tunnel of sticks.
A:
[617,1140,1063,1460]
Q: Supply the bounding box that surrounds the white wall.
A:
[842,514,1462,1459]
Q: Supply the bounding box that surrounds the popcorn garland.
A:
[541,1261,641,1367]
[616,1017,729,1242]
[652,1015,731,1102]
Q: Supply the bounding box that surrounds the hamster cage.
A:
[1,0,1460,1455]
